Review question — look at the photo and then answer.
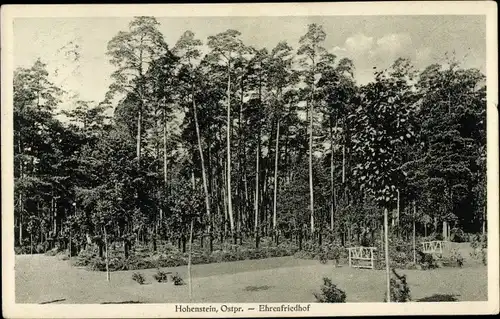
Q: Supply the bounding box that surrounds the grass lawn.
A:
[15,249,487,304]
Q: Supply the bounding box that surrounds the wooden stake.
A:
[188,219,194,301]
[413,201,416,265]
[384,208,390,302]
[104,226,110,282]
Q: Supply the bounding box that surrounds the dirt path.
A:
[15,254,487,304]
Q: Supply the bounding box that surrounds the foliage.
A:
[448,248,464,267]
[384,269,411,302]
[13,17,486,268]
[73,244,296,272]
[153,269,170,283]
[294,242,347,264]
[450,228,467,243]
[313,277,347,303]
[132,272,146,285]
[172,273,185,286]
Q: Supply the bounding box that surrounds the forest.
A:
[14,17,486,261]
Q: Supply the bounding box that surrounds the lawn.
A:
[15,250,487,304]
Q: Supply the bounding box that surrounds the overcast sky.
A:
[14,15,486,106]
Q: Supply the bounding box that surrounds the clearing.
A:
[15,253,487,304]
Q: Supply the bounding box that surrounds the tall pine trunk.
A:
[254,130,260,249]
[309,99,315,234]
[226,55,234,234]
[330,118,335,231]
[192,92,212,251]
[272,119,280,234]
[137,107,142,165]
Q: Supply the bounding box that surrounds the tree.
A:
[175,30,215,251]
[266,41,297,240]
[297,23,329,235]
[207,29,247,235]
[350,59,418,302]
[106,16,167,165]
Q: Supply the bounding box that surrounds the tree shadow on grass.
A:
[417,294,459,302]
[39,298,66,304]
[101,301,144,304]
[244,285,273,292]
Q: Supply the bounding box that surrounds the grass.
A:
[15,251,487,304]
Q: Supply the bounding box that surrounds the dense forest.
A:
[14,17,486,256]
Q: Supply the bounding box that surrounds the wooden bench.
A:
[347,247,377,269]
[421,240,450,258]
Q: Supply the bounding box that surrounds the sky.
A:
[14,15,486,108]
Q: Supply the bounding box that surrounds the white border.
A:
[2,2,498,318]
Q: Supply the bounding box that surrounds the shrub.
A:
[45,247,61,256]
[132,272,146,285]
[385,269,411,302]
[153,269,169,283]
[313,277,346,303]
[450,228,466,243]
[450,249,464,267]
[470,234,487,266]
[416,251,438,270]
[318,250,328,264]
[481,248,487,266]
[172,273,185,286]
[14,246,29,255]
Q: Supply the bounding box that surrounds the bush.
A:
[45,247,62,256]
[417,251,439,270]
[293,243,347,265]
[153,269,169,283]
[172,273,185,286]
[481,248,487,266]
[374,236,415,269]
[450,228,466,243]
[450,249,464,267]
[132,272,146,285]
[470,234,487,266]
[384,269,411,302]
[14,246,30,255]
[313,277,346,303]
[76,243,297,272]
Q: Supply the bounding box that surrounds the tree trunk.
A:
[330,120,335,231]
[19,196,23,246]
[396,189,400,228]
[254,133,260,249]
[442,220,447,241]
[482,206,486,235]
[384,208,390,302]
[308,100,315,234]
[69,228,72,257]
[137,107,142,165]
[226,55,234,234]
[342,144,346,184]
[272,119,280,235]
[163,103,168,201]
[192,93,212,253]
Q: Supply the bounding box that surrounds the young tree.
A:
[350,59,418,302]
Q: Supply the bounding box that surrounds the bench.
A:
[347,246,377,269]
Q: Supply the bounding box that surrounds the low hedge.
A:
[74,244,297,272]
